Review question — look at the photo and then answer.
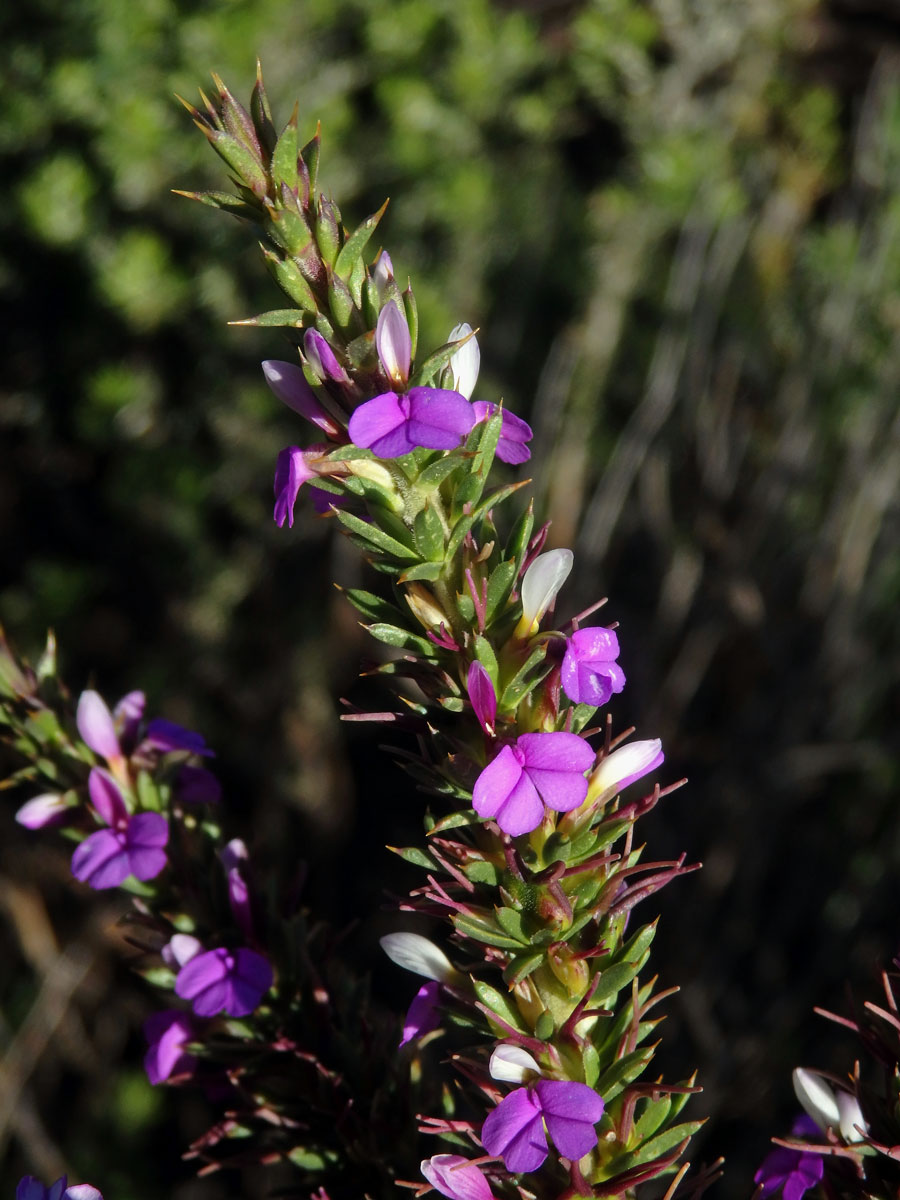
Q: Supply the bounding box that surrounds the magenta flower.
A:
[174,946,273,1017]
[421,1155,496,1200]
[17,1178,102,1200]
[303,329,350,385]
[145,717,214,757]
[467,661,497,736]
[400,980,441,1047]
[143,1009,198,1084]
[71,769,168,889]
[16,793,70,829]
[473,402,532,465]
[273,444,331,527]
[348,300,475,458]
[561,627,626,707]
[262,359,341,436]
[472,732,595,836]
[481,1080,605,1172]
[349,389,475,458]
[754,1116,824,1200]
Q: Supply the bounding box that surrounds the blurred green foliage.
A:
[1,0,899,1195]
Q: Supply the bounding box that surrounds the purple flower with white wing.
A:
[17,1178,102,1200]
[561,627,626,707]
[70,768,168,889]
[472,731,595,836]
[348,301,475,458]
[480,1046,605,1173]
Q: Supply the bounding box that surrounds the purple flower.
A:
[273,444,330,527]
[400,980,441,1047]
[71,769,168,889]
[348,300,475,458]
[481,1080,605,1173]
[17,1179,101,1200]
[348,389,475,459]
[145,718,214,757]
[76,689,121,760]
[262,359,341,436]
[467,661,497,736]
[174,946,273,1017]
[754,1116,824,1200]
[175,764,222,805]
[473,402,532,465]
[303,330,350,385]
[220,839,254,940]
[421,1155,496,1200]
[113,689,145,748]
[561,627,626,707]
[472,732,595,836]
[143,1009,198,1084]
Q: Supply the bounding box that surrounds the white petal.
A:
[793,1067,841,1133]
[448,323,480,400]
[379,932,457,983]
[488,1044,541,1082]
[837,1090,867,1142]
[590,740,664,796]
[520,549,573,633]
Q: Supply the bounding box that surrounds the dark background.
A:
[1,0,898,1195]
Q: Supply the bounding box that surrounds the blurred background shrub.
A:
[1,0,898,1194]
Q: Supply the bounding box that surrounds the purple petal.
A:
[273,445,319,528]
[406,388,476,448]
[76,690,120,759]
[143,1010,197,1085]
[534,1080,604,1161]
[145,718,214,757]
[17,1179,52,1200]
[16,793,70,830]
[176,765,222,805]
[518,732,594,814]
[175,947,272,1018]
[481,1087,547,1173]
[421,1155,494,1200]
[303,330,350,384]
[88,767,128,827]
[561,628,625,706]
[113,689,146,746]
[473,745,545,835]
[262,360,340,436]
[348,392,416,457]
[473,402,532,464]
[71,829,130,889]
[467,661,497,735]
[376,300,411,385]
[400,980,441,1046]
[226,948,274,1016]
[125,812,169,880]
[175,948,229,1011]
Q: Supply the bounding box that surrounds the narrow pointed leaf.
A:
[335,201,389,280]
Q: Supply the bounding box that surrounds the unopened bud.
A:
[516,549,573,638]
[405,583,451,631]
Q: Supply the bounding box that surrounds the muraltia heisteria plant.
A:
[2,67,712,1200]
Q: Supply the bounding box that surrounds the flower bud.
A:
[793,1068,867,1143]
[448,322,480,400]
[379,932,460,984]
[16,793,70,830]
[488,1044,540,1082]
[404,583,451,631]
[516,549,573,637]
[76,690,121,761]
[588,739,664,800]
[375,300,411,387]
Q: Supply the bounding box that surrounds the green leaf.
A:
[595,1045,655,1103]
[300,127,320,196]
[204,129,267,194]
[342,588,403,623]
[454,911,523,950]
[472,980,527,1033]
[261,249,317,310]
[388,845,435,869]
[473,635,499,684]
[336,510,418,561]
[499,644,548,709]
[621,1120,703,1169]
[365,623,436,655]
[230,308,304,328]
[413,504,445,561]
[271,106,299,193]
[582,1042,601,1088]
[415,454,465,492]
[465,860,499,885]
[503,950,544,986]
[403,286,418,360]
[505,502,535,574]
[335,201,388,280]
[495,906,528,944]
[267,208,313,257]
[409,331,475,388]
[485,560,516,625]
[633,1095,672,1141]
[398,562,444,583]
